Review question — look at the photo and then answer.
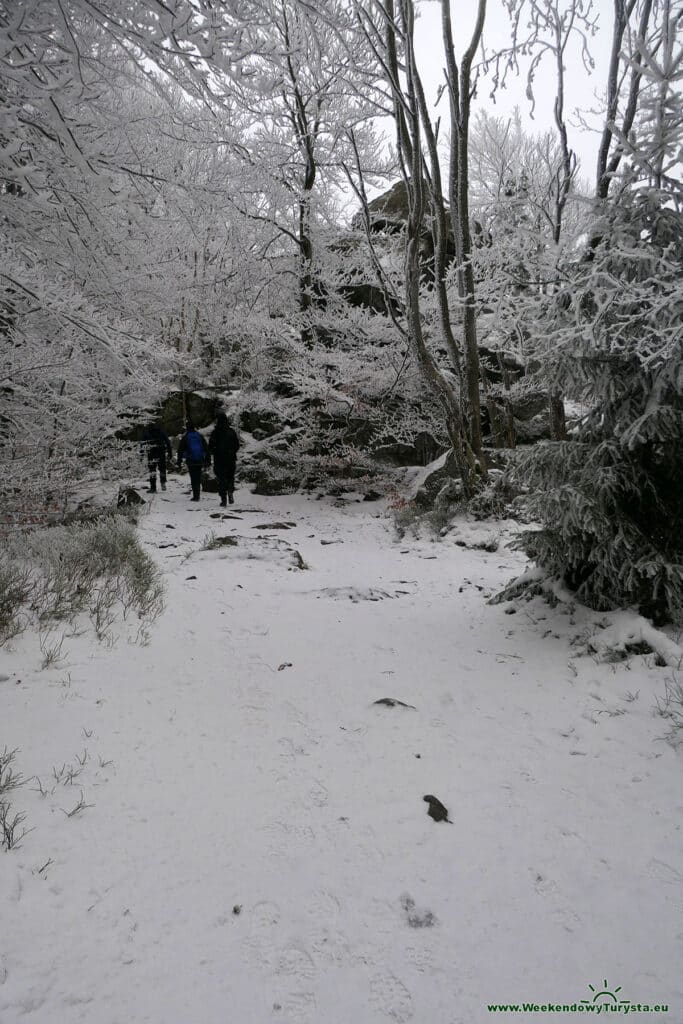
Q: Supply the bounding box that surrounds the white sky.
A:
[413,0,616,188]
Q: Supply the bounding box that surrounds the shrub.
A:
[513,189,683,623]
[0,748,30,852]
[0,517,164,646]
[0,557,32,645]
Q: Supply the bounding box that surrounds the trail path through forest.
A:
[1,478,681,1023]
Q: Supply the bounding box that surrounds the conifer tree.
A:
[513,0,683,622]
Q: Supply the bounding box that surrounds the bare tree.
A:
[351,0,491,494]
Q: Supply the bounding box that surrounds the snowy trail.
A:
[1,478,681,1023]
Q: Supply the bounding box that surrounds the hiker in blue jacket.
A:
[177,420,209,501]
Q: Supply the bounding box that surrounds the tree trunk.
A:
[549,389,568,440]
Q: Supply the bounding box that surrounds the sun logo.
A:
[581,980,629,1007]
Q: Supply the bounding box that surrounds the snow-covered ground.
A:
[1,477,681,1023]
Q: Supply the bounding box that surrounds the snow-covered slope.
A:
[1,478,680,1023]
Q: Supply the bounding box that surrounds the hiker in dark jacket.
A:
[177,420,209,501]
[141,420,172,493]
[208,411,240,506]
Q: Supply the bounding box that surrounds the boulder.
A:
[314,413,374,448]
[251,468,300,496]
[511,390,548,422]
[479,347,525,385]
[347,181,455,286]
[117,390,220,441]
[201,471,219,493]
[514,413,552,444]
[373,441,417,466]
[117,486,146,508]
[340,282,398,316]
[414,450,461,508]
[351,179,410,232]
[239,408,286,438]
[373,431,444,467]
[161,391,219,435]
[434,479,463,510]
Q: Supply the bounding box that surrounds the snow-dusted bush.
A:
[0,748,30,852]
[655,676,683,750]
[0,558,32,646]
[513,187,683,621]
[0,518,164,645]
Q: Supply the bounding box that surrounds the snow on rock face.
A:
[1,477,682,1023]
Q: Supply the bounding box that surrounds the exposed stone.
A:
[315,412,374,448]
[351,179,411,232]
[164,391,220,434]
[511,390,549,422]
[374,431,445,467]
[117,486,146,508]
[339,282,398,316]
[434,479,463,510]
[251,469,300,496]
[117,390,220,441]
[414,450,461,508]
[239,408,286,438]
[252,522,295,530]
[479,347,525,385]
[373,442,416,466]
[201,472,219,493]
[514,413,552,444]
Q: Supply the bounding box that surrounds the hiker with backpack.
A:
[140,420,172,494]
[177,420,209,501]
[208,411,240,506]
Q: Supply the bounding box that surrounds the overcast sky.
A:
[413,0,616,188]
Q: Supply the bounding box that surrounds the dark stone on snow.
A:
[625,641,653,656]
[423,794,452,823]
[252,471,300,496]
[401,894,436,928]
[454,535,499,553]
[207,536,239,548]
[363,490,382,502]
[252,522,295,530]
[373,697,417,709]
[290,549,308,571]
[117,486,145,508]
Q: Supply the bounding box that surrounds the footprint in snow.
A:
[317,586,406,603]
[369,972,414,1023]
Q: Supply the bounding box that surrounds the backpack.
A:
[186,430,204,463]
